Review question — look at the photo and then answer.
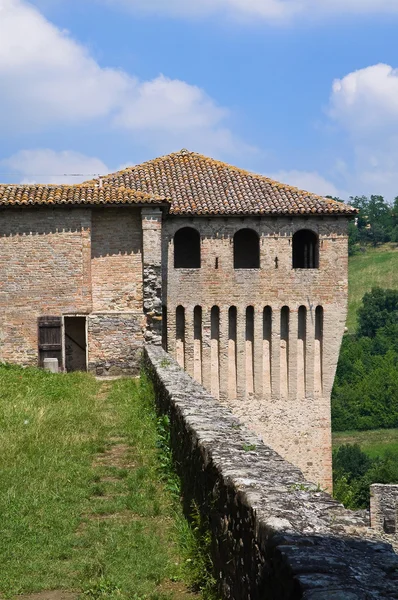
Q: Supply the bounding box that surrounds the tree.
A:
[357,287,398,338]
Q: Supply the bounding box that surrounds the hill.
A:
[347,244,398,331]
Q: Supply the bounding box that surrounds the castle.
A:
[0,149,356,489]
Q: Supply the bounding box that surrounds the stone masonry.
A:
[144,346,398,600]
[371,485,398,535]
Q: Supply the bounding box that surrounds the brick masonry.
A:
[163,216,349,490]
[0,205,150,373]
[0,205,350,489]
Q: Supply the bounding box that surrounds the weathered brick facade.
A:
[0,205,159,375]
[163,216,349,489]
[0,151,354,489]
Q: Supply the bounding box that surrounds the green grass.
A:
[0,365,200,599]
[333,428,398,459]
[347,244,398,331]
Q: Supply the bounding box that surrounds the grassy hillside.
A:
[333,428,398,459]
[347,244,398,331]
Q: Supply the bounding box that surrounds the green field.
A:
[0,365,199,600]
[333,428,398,459]
[347,244,398,331]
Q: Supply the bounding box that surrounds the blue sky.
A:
[1,0,398,200]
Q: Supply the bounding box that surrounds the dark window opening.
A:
[292,230,319,269]
[234,229,260,269]
[174,227,201,268]
[64,317,87,372]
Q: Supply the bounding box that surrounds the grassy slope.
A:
[332,428,398,459]
[0,365,197,599]
[347,243,398,332]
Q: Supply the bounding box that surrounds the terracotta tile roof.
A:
[0,184,168,207]
[90,149,357,216]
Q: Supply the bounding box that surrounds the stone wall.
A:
[371,485,398,535]
[142,208,163,345]
[87,313,144,376]
[144,346,398,600]
[163,215,350,489]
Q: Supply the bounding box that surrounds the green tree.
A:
[357,287,398,338]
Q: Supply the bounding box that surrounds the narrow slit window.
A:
[211,306,220,399]
[193,306,202,384]
[315,306,324,395]
[228,307,237,400]
[176,306,185,368]
[246,306,255,396]
[263,306,272,396]
[297,306,307,397]
[280,306,290,398]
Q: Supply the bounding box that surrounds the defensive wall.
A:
[144,345,398,600]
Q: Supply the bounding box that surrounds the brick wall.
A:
[91,208,143,312]
[163,215,350,489]
[0,206,147,371]
[0,207,92,365]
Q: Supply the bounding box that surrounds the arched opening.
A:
[174,227,201,268]
[233,229,260,269]
[228,307,237,399]
[280,306,290,398]
[246,306,255,395]
[211,306,220,399]
[176,306,185,368]
[292,230,319,269]
[298,306,307,397]
[263,306,272,396]
[315,306,324,395]
[193,306,202,384]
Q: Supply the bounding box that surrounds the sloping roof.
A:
[0,184,168,207]
[89,149,357,216]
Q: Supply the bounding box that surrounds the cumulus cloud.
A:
[1,149,109,184]
[99,0,398,22]
[329,63,398,199]
[0,0,241,155]
[330,64,398,136]
[269,169,347,199]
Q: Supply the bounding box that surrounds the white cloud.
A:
[1,149,109,183]
[329,63,398,200]
[99,0,398,22]
[330,64,398,136]
[269,169,347,199]
[0,0,242,156]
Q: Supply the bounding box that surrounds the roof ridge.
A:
[95,149,349,211]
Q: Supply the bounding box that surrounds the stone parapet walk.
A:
[144,345,398,600]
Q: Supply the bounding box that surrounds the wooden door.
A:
[38,316,63,369]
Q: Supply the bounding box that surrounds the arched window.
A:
[233,229,260,269]
[174,227,201,268]
[292,230,319,269]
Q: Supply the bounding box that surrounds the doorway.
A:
[64,317,87,372]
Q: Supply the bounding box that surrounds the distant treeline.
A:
[329,195,398,255]
[332,287,398,431]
